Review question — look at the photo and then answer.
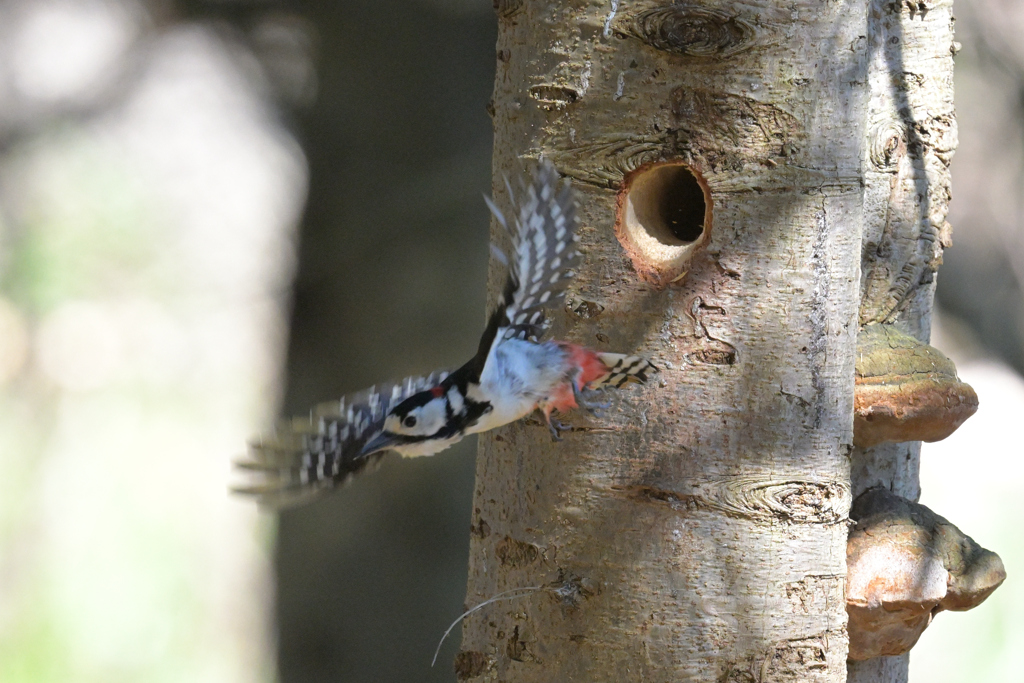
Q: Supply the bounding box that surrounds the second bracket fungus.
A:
[853,324,978,448]
[846,488,1005,661]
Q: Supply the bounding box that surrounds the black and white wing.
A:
[233,371,449,506]
[484,159,581,343]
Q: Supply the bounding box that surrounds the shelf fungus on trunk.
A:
[853,323,978,448]
[846,488,1006,661]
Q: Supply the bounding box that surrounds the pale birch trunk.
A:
[848,0,957,681]
[460,1,870,680]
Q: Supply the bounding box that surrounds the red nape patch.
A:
[431,386,445,398]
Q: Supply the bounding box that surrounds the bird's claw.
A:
[547,418,570,441]
[572,383,611,416]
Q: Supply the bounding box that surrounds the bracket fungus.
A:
[853,324,978,448]
[846,488,1005,661]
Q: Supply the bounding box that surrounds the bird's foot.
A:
[546,416,571,441]
[572,383,611,416]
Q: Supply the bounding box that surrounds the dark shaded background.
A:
[258,3,496,681]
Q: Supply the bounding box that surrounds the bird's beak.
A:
[360,431,399,457]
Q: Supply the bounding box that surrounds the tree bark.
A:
[848,0,956,681]
[460,1,870,680]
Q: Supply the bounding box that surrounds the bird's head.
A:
[360,385,449,456]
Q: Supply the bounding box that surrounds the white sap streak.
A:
[602,0,620,39]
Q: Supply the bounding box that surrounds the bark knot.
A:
[620,478,851,525]
[528,84,579,110]
[495,536,541,567]
[619,5,757,58]
[492,0,522,20]
[713,478,850,525]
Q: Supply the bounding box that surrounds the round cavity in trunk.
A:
[616,162,711,286]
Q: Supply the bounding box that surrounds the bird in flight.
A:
[235,160,656,505]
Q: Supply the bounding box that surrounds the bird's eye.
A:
[403,415,417,428]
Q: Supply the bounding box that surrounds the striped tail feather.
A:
[588,353,659,389]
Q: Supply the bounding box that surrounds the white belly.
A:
[466,337,569,434]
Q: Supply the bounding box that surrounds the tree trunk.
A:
[848,0,956,681]
[460,1,869,680]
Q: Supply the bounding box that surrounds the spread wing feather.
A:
[233,370,449,507]
[487,159,581,343]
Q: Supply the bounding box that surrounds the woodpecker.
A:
[235,160,656,504]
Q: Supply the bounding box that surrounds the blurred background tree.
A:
[0,0,1021,682]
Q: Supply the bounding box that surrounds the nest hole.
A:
[616,162,711,286]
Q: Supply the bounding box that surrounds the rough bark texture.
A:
[461,1,869,680]
[848,0,956,680]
